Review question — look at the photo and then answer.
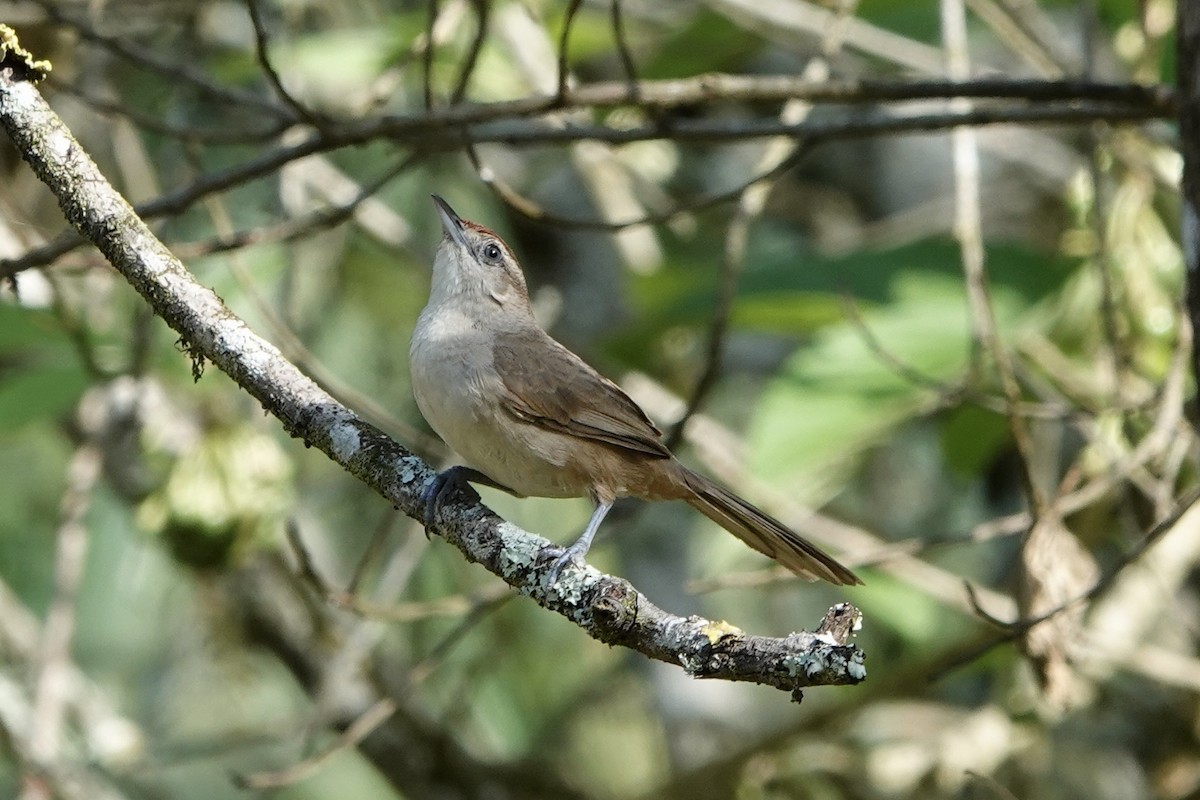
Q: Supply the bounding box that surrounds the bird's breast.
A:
[409,307,587,499]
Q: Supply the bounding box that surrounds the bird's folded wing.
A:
[492,331,670,458]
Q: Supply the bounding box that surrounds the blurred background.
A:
[0,0,1189,798]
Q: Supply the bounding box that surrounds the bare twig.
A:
[976,0,1079,74]
[236,698,398,790]
[475,139,810,231]
[929,483,1200,678]
[665,135,811,448]
[331,584,513,625]
[24,442,101,798]
[346,510,400,597]
[48,77,290,145]
[422,0,440,109]
[556,0,585,101]
[170,152,417,258]
[407,592,515,684]
[610,0,639,90]
[451,0,490,104]
[28,0,293,120]
[942,0,1046,512]
[1079,0,1125,404]
[285,518,510,625]
[663,197,754,449]
[964,0,1070,76]
[246,0,320,123]
[231,554,589,799]
[667,15,854,447]
[193,151,443,454]
[1180,6,1200,392]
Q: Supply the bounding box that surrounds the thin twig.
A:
[1081,0,1125,403]
[192,154,443,455]
[26,442,102,784]
[610,0,639,91]
[964,0,1067,77]
[982,0,1079,74]
[346,510,400,597]
[942,0,1046,512]
[450,0,490,105]
[422,0,439,109]
[29,0,293,119]
[473,139,808,231]
[663,203,750,448]
[408,593,515,684]
[245,0,320,123]
[235,698,398,790]
[286,517,505,624]
[556,0,584,101]
[47,76,290,145]
[172,150,420,257]
[668,13,851,447]
[929,483,1200,678]
[839,294,1121,422]
[331,585,513,625]
[665,139,808,448]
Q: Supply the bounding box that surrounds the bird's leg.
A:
[546,497,614,583]
[422,466,514,531]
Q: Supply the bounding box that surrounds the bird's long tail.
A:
[679,467,861,586]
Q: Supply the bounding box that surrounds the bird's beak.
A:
[431,195,469,249]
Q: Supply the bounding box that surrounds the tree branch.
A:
[0,87,1168,277]
[0,44,864,698]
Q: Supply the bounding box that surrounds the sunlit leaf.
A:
[746,270,1034,504]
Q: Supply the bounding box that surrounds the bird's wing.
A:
[492,330,671,458]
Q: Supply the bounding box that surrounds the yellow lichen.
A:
[699,619,744,645]
[0,24,52,82]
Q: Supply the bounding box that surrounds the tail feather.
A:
[680,468,861,586]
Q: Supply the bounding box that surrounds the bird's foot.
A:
[544,540,589,584]
[420,466,479,534]
[542,498,613,584]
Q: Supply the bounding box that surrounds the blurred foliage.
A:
[0,1,1192,800]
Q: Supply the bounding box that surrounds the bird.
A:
[408,195,860,586]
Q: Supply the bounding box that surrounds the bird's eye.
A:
[480,242,503,264]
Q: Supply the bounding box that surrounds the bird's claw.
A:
[421,473,446,533]
[544,543,587,584]
[422,468,474,535]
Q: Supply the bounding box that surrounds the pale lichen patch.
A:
[395,455,426,485]
[329,421,361,461]
[498,522,539,580]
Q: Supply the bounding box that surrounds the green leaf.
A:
[746,270,1025,504]
[0,365,88,429]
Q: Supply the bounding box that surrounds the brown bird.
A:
[409,195,860,586]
